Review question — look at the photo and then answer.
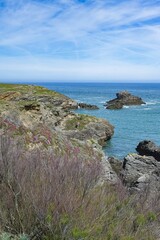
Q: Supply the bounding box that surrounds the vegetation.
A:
[64,114,98,130]
[0,133,159,240]
[0,83,67,99]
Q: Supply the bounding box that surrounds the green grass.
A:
[0,83,30,92]
[0,83,66,99]
[64,114,98,130]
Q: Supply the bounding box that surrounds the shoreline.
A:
[2,81,159,159]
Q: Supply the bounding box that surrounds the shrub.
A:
[0,233,29,240]
[0,133,159,240]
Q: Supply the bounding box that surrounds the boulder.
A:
[105,91,145,109]
[136,140,160,161]
[122,153,160,194]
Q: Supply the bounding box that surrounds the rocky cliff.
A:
[108,140,160,200]
[0,83,115,182]
[0,84,159,240]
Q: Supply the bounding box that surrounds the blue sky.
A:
[0,0,160,82]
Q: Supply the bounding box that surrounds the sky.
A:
[0,0,160,82]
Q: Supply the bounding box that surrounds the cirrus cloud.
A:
[0,0,160,82]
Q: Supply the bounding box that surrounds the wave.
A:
[145,101,159,105]
[123,105,130,109]
[143,108,152,111]
[133,107,152,111]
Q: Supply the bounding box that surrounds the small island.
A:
[105,91,145,109]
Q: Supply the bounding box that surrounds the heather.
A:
[0,133,159,240]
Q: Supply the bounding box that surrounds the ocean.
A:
[33,82,160,159]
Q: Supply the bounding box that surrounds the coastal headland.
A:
[0,83,159,240]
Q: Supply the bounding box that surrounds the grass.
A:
[64,114,98,130]
[0,83,67,99]
[0,83,30,92]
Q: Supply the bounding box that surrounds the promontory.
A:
[0,83,114,181]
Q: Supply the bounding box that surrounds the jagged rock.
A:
[108,157,123,177]
[61,115,114,145]
[78,103,99,110]
[107,102,123,110]
[101,157,119,183]
[16,94,78,110]
[122,153,160,194]
[136,140,160,161]
[105,91,145,109]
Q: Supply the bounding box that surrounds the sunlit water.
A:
[33,82,160,159]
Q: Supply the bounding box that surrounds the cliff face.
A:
[0,83,115,181]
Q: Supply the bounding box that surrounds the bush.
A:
[0,233,29,240]
[0,134,159,239]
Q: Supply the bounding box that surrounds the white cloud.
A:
[0,0,160,81]
[0,57,160,82]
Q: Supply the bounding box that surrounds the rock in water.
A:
[105,91,145,109]
[78,103,99,110]
[136,140,160,161]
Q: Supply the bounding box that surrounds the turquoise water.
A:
[37,83,160,159]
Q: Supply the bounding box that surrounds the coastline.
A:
[0,82,160,239]
[33,82,160,158]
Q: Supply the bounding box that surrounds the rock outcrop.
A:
[0,83,115,182]
[101,157,119,183]
[136,140,160,161]
[60,115,114,146]
[105,91,145,109]
[103,140,160,197]
[121,140,160,195]
[122,153,160,195]
[78,103,99,110]
[0,84,114,141]
[108,157,123,177]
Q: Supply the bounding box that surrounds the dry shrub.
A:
[0,133,101,238]
[0,133,159,240]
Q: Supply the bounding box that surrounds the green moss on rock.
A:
[64,114,98,130]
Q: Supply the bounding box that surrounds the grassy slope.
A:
[0,83,68,98]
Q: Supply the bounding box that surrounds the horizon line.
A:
[1,81,160,84]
